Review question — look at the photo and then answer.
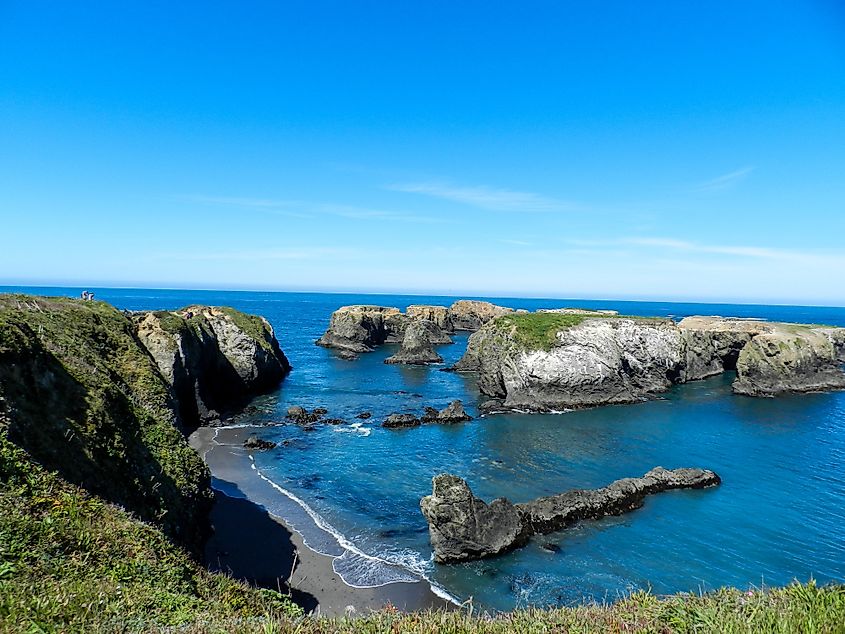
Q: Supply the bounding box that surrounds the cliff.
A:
[134,306,290,425]
[454,312,845,411]
[0,294,290,548]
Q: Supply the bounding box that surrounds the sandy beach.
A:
[190,427,452,617]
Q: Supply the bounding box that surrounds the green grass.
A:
[493,312,660,351]
[0,420,302,633]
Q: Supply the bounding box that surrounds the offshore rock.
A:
[407,304,452,331]
[243,435,276,450]
[733,328,845,396]
[385,320,446,365]
[421,467,720,563]
[382,413,421,429]
[315,305,407,352]
[456,312,845,411]
[421,400,472,423]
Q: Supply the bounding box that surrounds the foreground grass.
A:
[0,423,302,634]
[106,582,845,633]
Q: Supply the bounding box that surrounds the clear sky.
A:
[2,2,844,305]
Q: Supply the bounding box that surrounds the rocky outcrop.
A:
[733,327,845,396]
[421,400,472,423]
[407,305,451,331]
[244,434,276,450]
[382,413,421,429]
[457,313,845,411]
[421,467,721,563]
[385,321,447,365]
[135,306,290,426]
[678,316,770,381]
[315,305,407,353]
[448,300,514,331]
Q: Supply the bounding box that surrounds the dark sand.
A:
[191,427,452,617]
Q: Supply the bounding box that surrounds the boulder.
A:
[286,406,324,424]
[243,435,276,450]
[421,400,472,423]
[382,413,421,429]
[385,321,446,365]
[421,467,720,563]
[316,305,406,352]
[447,300,514,332]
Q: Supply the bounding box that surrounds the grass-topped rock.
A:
[454,310,845,412]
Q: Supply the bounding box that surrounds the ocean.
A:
[6,285,845,611]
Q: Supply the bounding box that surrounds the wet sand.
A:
[190,427,451,617]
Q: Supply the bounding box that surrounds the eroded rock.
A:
[421,467,721,563]
[382,413,421,429]
[385,321,447,365]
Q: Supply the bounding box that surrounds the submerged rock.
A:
[421,467,721,563]
[243,435,276,450]
[385,321,446,365]
[382,413,421,429]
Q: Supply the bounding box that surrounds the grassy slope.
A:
[0,295,209,547]
[0,421,302,633]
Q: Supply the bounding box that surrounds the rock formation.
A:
[447,300,514,331]
[382,413,421,429]
[406,304,451,331]
[385,320,447,365]
[134,306,290,426]
[315,305,407,353]
[455,312,845,411]
[733,327,845,396]
[316,300,512,354]
[243,434,276,450]
[420,467,721,563]
[421,400,472,423]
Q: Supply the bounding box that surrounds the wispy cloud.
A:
[180,195,447,224]
[566,236,845,265]
[692,166,755,193]
[386,182,578,212]
[151,246,360,262]
[498,239,532,247]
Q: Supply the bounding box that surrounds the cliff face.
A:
[134,306,290,425]
[733,328,845,396]
[0,294,290,550]
[456,313,845,411]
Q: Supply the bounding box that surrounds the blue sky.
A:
[2,1,844,304]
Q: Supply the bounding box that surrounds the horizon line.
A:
[1,281,843,311]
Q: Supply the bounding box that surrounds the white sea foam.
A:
[247,458,459,600]
[332,421,371,436]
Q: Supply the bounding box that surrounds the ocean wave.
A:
[248,458,458,602]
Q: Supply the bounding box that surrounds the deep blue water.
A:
[6,286,845,610]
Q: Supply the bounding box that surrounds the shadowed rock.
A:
[243,435,276,450]
[421,467,721,563]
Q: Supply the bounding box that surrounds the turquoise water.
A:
[6,286,845,610]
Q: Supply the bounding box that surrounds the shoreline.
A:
[190,427,453,617]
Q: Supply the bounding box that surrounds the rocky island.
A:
[316,300,515,356]
[453,311,845,412]
[420,467,721,563]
